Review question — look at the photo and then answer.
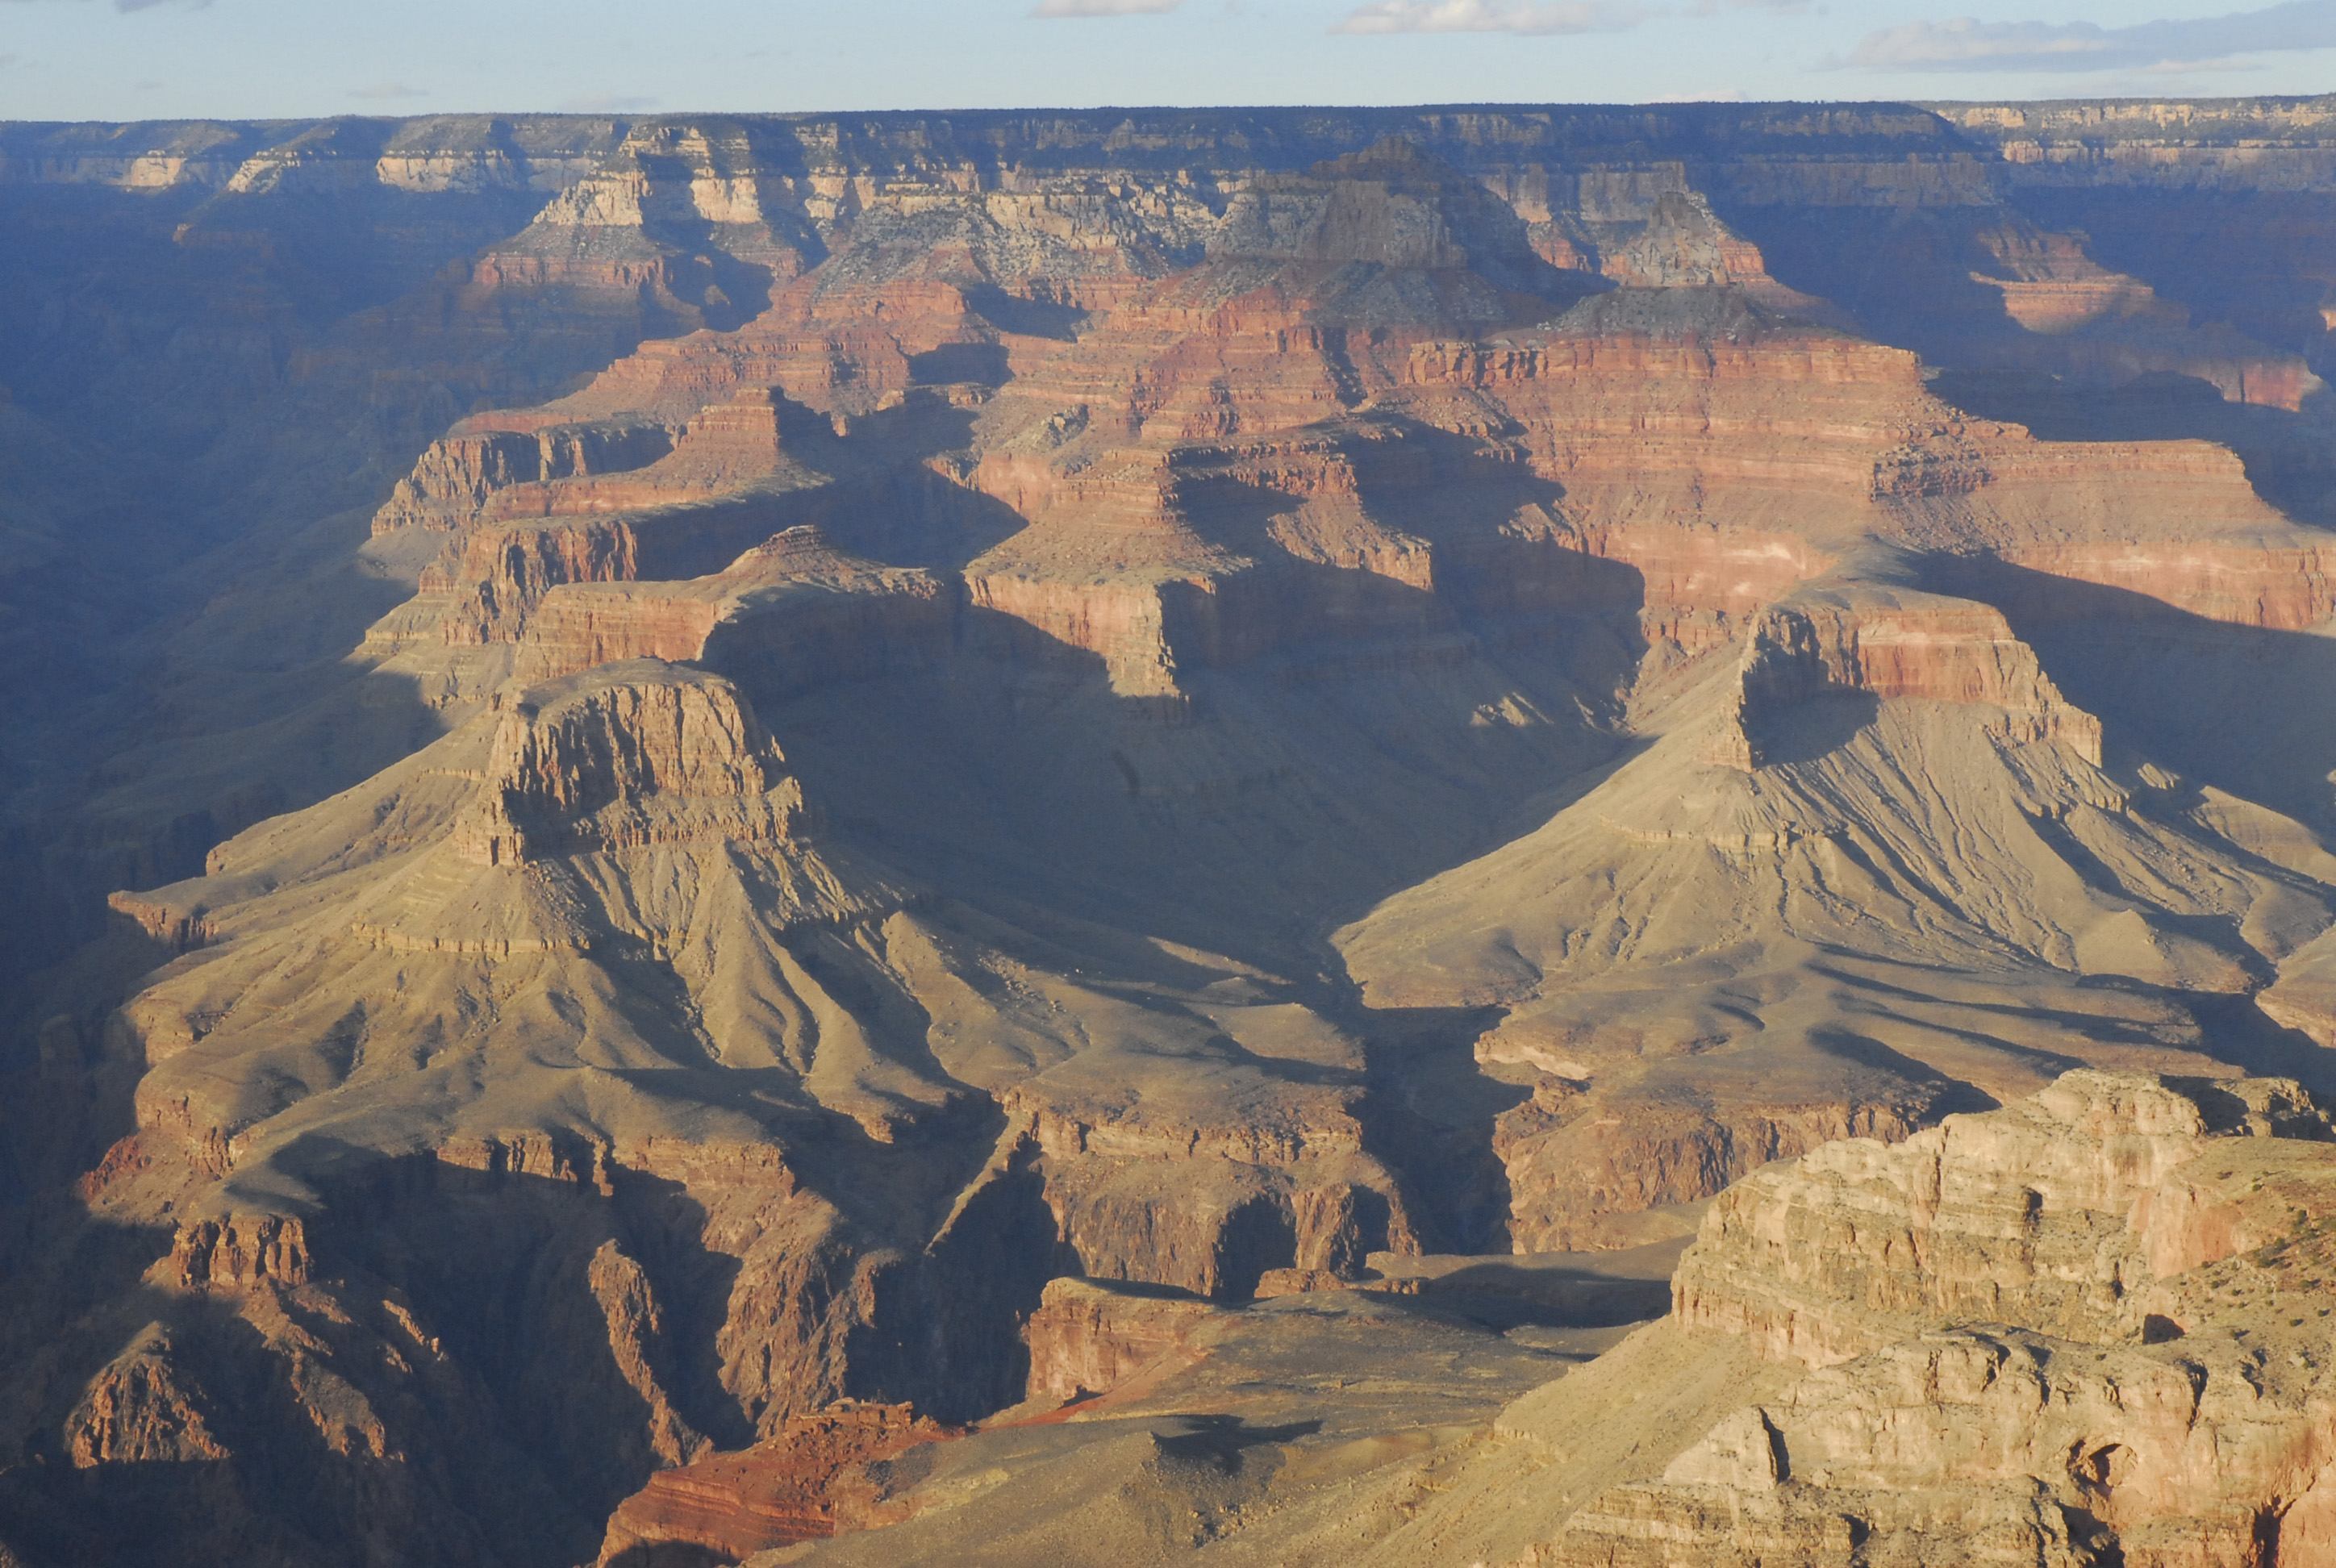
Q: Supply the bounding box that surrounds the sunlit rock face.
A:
[1500,1073,2336,1568]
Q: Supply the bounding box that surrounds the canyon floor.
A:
[9,98,2336,1564]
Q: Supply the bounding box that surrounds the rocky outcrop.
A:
[1020,1278,1220,1407]
[104,890,220,953]
[427,514,649,645]
[412,456,857,650]
[165,1212,313,1291]
[1549,1328,2336,1566]
[372,421,678,536]
[514,528,954,692]
[1002,1089,1416,1299]
[454,662,801,865]
[469,391,805,527]
[1495,1073,2336,1566]
[1712,589,2102,770]
[63,1325,231,1468]
[1492,1086,1942,1253]
[592,1403,949,1565]
[1671,1070,2331,1366]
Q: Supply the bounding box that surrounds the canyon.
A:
[7,96,2336,1564]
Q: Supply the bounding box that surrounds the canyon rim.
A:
[10,83,2336,1566]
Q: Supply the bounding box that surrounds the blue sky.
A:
[2,0,2333,121]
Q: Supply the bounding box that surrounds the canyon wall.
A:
[1417,1073,2336,1566]
[13,97,2336,1567]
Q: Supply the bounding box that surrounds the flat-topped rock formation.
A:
[512,525,954,690]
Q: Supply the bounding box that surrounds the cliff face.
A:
[1717,588,2105,769]
[456,665,802,864]
[1418,1073,2336,1567]
[725,1074,2336,1566]
[15,98,2336,1568]
[1673,1071,2333,1362]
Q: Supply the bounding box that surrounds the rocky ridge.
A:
[1451,1072,2336,1566]
[708,1071,2336,1565]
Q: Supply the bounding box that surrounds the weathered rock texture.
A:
[1369,1073,2336,1567]
[1020,1278,1221,1407]
[594,1402,950,1564]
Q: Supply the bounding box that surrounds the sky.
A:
[2,0,2334,122]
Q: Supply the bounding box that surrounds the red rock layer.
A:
[165,1213,313,1291]
[1992,539,2336,631]
[592,1403,949,1565]
[373,422,677,536]
[512,528,955,692]
[1713,593,2103,771]
[1491,1085,1942,1254]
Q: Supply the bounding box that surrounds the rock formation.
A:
[1379,1072,2336,1566]
[11,98,2336,1566]
[593,1402,950,1564]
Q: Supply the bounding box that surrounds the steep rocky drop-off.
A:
[731,1071,2336,1565]
[1367,1071,2336,1566]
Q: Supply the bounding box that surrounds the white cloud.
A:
[350,82,427,101]
[1031,0,1183,15]
[1847,0,2336,73]
[1335,0,1650,35]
